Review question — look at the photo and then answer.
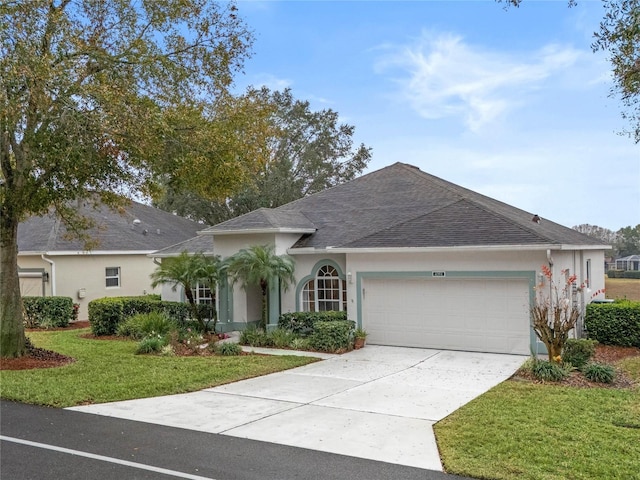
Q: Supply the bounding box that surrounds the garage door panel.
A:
[362,277,530,355]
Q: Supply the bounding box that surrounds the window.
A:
[105,267,120,288]
[193,283,213,305]
[302,265,347,312]
[586,259,591,288]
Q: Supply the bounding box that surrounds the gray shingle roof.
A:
[151,235,215,258]
[203,207,316,233]
[18,200,203,252]
[205,163,609,250]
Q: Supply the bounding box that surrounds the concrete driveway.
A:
[68,346,525,471]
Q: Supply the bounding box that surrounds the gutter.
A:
[41,254,56,296]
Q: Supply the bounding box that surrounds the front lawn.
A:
[0,328,316,407]
[435,357,640,480]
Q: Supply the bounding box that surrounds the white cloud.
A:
[247,73,292,91]
[375,31,587,132]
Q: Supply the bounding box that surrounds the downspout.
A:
[41,253,56,296]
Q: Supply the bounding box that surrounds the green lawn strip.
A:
[435,380,640,480]
[0,329,317,408]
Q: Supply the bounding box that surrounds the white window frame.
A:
[105,267,120,288]
[192,282,213,305]
[302,265,346,312]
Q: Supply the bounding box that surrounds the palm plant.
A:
[226,245,296,330]
[150,251,222,331]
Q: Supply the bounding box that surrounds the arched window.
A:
[302,265,347,312]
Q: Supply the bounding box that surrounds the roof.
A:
[201,162,610,251]
[18,199,203,253]
[616,255,640,261]
[151,235,215,258]
[205,207,317,234]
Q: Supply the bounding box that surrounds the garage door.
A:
[362,277,531,354]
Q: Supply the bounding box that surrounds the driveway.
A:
[68,346,525,471]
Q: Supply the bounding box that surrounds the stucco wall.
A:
[19,253,160,320]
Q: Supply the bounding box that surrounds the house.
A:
[17,199,203,319]
[160,162,610,355]
[614,255,640,271]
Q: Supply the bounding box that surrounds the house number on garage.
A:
[432,271,446,277]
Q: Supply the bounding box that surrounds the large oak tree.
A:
[0,0,256,357]
[155,87,372,225]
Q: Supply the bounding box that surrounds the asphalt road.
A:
[0,400,471,480]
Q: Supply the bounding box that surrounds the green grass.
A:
[435,358,640,480]
[0,329,317,407]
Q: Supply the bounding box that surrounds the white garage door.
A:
[362,277,531,354]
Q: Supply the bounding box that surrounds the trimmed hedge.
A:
[585,300,640,347]
[88,296,192,336]
[23,296,74,328]
[607,270,640,279]
[278,311,348,335]
[308,320,355,352]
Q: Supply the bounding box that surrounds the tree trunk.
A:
[260,280,268,331]
[0,212,27,358]
[184,288,205,332]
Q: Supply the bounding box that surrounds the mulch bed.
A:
[512,344,640,389]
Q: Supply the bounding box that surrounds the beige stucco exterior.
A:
[18,252,162,320]
[162,228,607,352]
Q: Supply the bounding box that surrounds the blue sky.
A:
[232,0,639,231]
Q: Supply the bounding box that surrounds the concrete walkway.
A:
[68,346,525,471]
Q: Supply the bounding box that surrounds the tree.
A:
[150,252,222,332]
[616,224,640,257]
[225,245,296,330]
[155,87,372,225]
[572,224,618,246]
[593,0,640,143]
[501,0,640,142]
[531,265,582,362]
[1,0,254,357]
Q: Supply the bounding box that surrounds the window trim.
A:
[105,267,120,288]
[296,260,347,312]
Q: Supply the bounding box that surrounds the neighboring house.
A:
[18,199,203,320]
[159,162,610,355]
[614,255,640,271]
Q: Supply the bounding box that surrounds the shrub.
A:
[88,298,124,335]
[586,300,640,347]
[270,329,297,349]
[23,296,74,328]
[135,334,168,354]
[216,342,242,356]
[531,359,570,382]
[609,270,640,279]
[290,337,310,351]
[89,296,194,336]
[562,338,597,369]
[583,362,616,384]
[239,326,273,347]
[279,311,348,335]
[117,312,175,339]
[308,320,354,353]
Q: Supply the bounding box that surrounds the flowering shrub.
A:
[532,266,583,362]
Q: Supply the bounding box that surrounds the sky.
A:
[231,0,639,232]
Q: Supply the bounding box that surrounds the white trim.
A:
[0,436,217,480]
[288,244,609,255]
[199,228,316,236]
[19,250,156,256]
[148,251,215,259]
